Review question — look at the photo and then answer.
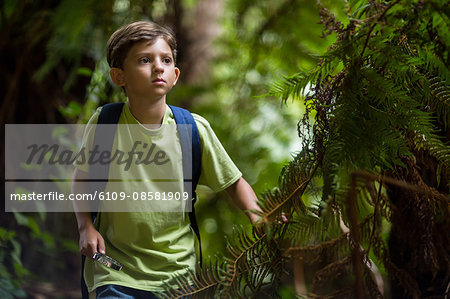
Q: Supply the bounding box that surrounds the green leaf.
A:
[76,67,93,77]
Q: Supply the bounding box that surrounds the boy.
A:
[72,21,261,298]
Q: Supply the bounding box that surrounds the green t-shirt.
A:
[76,103,242,292]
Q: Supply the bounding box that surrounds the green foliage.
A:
[0,211,80,297]
[0,212,56,298]
[0,227,27,299]
[169,0,449,297]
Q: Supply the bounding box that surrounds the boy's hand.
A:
[278,212,289,224]
[73,169,106,258]
[79,225,106,259]
[253,212,289,238]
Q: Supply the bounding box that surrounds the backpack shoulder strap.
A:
[89,102,124,217]
[168,105,201,191]
[82,102,124,299]
[168,105,203,267]
[97,102,125,124]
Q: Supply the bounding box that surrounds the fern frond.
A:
[413,132,450,186]
[285,212,375,263]
[258,149,319,224]
[310,256,353,294]
[222,225,284,298]
[161,260,227,299]
[419,49,450,84]
[268,49,343,102]
[308,249,384,298]
[285,230,349,264]
[425,75,450,128]
[285,206,341,245]
[268,71,311,101]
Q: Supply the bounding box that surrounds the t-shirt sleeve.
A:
[73,108,101,173]
[194,114,242,192]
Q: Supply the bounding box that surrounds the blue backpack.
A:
[81,102,202,299]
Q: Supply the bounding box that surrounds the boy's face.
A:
[110,38,180,101]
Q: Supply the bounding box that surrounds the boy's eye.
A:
[140,57,150,64]
[162,57,172,64]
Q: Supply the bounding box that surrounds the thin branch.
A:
[367,171,384,253]
[359,0,401,63]
[347,172,366,298]
[285,230,349,259]
[353,171,449,202]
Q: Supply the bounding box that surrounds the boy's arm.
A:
[72,168,106,258]
[226,177,289,225]
[225,177,262,224]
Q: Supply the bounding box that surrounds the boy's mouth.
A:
[152,78,166,83]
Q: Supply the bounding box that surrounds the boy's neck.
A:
[127,97,167,125]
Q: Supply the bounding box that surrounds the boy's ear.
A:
[172,67,180,86]
[110,68,125,86]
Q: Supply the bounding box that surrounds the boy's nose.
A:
[153,61,164,73]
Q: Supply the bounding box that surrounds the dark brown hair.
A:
[106,21,177,69]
